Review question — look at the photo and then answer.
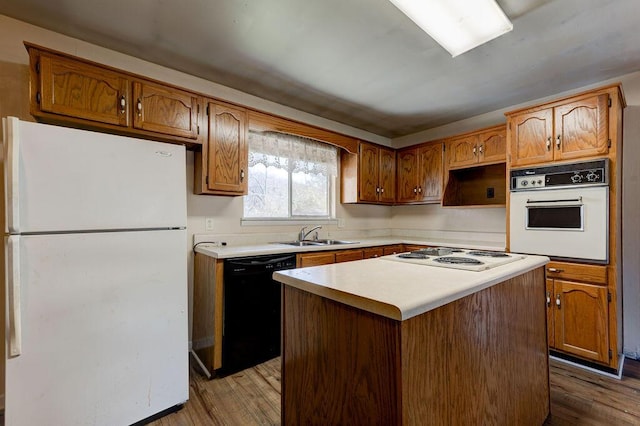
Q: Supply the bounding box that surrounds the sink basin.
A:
[275,241,326,246]
[273,239,357,246]
[314,239,357,245]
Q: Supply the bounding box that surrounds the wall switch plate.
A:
[205,217,215,231]
[486,187,495,199]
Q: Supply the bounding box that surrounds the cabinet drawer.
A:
[297,252,335,268]
[335,249,364,263]
[383,245,404,255]
[363,247,385,259]
[546,261,607,285]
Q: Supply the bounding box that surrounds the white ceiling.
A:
[1,0,639,138]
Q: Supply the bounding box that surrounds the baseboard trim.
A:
[550,354,625,380]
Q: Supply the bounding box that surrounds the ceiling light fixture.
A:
[388,0,513,57]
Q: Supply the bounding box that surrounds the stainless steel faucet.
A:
[299,225,322,241]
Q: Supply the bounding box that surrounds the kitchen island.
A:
[274,254,550,425]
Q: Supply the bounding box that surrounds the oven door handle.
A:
[526,197,582,205]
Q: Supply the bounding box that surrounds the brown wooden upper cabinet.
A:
[507,93,610,167]
[396,142,443,204]
[131,80,199,139]
[446,126,506,169]
[36,51,131,127]
[26,42,202,148]
[341,141,395,205]
[201,101,248,195]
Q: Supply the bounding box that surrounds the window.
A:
[243,131,338,219]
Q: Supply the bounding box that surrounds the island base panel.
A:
[281,267,549,425]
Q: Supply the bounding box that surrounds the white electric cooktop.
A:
[379,247,525,272]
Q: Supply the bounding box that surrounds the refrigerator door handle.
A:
[4,116,21,233]
[7,236,22,357]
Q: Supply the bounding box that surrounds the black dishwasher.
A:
[221,253,296,375]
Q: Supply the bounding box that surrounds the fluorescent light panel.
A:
[388,0,513,57]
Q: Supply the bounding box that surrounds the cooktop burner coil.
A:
[433,257,484,265]
[467,251,511,258]
[397,253,430,259]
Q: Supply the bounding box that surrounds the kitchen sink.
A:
[273,239,357,246]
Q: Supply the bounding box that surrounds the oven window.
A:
[526,206,583,230]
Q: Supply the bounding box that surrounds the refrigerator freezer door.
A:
[4,230,188,426]
[3,117,186,233]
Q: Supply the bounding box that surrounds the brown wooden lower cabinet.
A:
[546,261,610,364]
[296,252,336,267]
[281,267,549,424]
[363,247,385,259]
[402,244,428,252]
[334,249,364,263]
[383,244,404,255]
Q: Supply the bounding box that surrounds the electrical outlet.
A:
[486,187,495,199]
[205,217,215,231]
[337,218,345,228]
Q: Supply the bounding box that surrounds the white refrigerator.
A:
[2,117,189,425]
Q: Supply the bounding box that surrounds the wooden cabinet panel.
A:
[508,109,554,167]
[447,135,479,168]
[363,247,385,259]
[396,141,443,204]
[378,146,396,203]
[358,143,380,202]
[297,252,336,268]
[478,127,506,164]
[402,244,428,252]
[335,249,364,263]
[553,280,609,363]
[38,53,130,126]
[206,102,248,194]
[554,94,609,161]
[396,148,418,203]
[341,142,395,205]
[508,93,610,167]
[546,278,555,348]
[418,143,443,202]
[132,80,198,139]
[383,245,403,255]
[546,261,610,365]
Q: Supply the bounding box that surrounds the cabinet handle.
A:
[546,291,551,307]
[376,187,380,193]
[119,95,126,114]
[547,267,564,273]
[380,188,384,194]
[240,169,245,181]
[473,146,477,156]
[556,294,561,308]
[417,187,422,193]
[136,98,142,117]
[478,144,483,154]
[556,135,561,148]
[546,137,551,151]
[413,187,418,194]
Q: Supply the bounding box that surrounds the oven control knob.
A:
[571,173,583,183]
[537,179,543,185]
[521,180,528,187]
[586,172,599,182]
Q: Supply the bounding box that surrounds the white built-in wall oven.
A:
[509,159,609,263]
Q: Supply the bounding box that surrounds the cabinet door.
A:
[417,143,443,203]
[335,249,364,263]
[396,148,418,203]
[554,94,609,161]
[553,280,609,363]
[38,53,130,126]
[206,102,248,194]
[378,147,396,203]
[546,278,555,348]
[358,143,380,203]
[297,252,335,267]
[478,127,506,164]
[132,80,198,139]
[509,109,554,166]
[447,135,479,168]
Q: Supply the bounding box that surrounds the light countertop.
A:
[193,237,505,259]
[274,254,549,321]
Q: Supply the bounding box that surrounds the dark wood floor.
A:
[150,357,640,425]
